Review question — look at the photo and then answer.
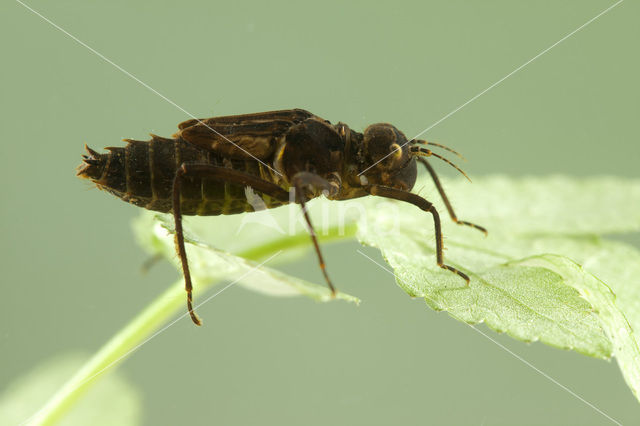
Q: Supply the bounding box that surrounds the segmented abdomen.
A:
[93,136,287,215]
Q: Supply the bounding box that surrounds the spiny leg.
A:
[173,163,290,325]
[291,172,337,296]
[172,165,200,325]
[364,184,470,284]
[417,158,487,235]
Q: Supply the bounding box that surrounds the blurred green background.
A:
[2,0,639,424]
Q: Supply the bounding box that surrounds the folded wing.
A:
[176,109,317,160]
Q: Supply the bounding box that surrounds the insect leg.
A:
[364,184,470,284]
[173,164,290,326]
[291,172,337,296]
[417,158,487,235]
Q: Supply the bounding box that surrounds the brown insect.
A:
[77,109,486,325]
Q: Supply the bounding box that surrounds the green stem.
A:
[29,223,357,426]
[28,278,190,426]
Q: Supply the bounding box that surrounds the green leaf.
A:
[424,175,640,236]
[516,254,640,401]
[357,175,640,400]
[135,212,359,303]
[34,175,640,424]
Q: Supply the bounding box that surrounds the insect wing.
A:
[176,109,316,160]
[177,108,314,130]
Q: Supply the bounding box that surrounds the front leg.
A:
[364,184,470,284]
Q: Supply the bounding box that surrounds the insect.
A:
[77,109,486,325]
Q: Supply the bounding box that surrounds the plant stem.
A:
[27,277,193,426]
[28,222,357,425]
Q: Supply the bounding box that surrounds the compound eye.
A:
[386,143,406,169]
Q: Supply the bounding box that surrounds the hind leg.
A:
[172,164,290,325]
